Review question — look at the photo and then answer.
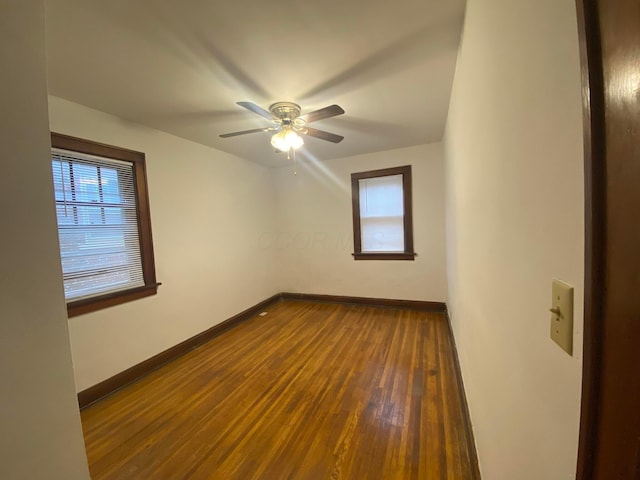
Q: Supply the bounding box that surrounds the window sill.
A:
[67,283,161,318]
[352,252,417,261]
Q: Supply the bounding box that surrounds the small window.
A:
[51,133,159,317]
[351,165,415,260]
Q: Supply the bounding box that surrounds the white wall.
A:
[48,96,279,391]
[273,144,447,302]
[0,3,89,479]
[444,0,584,478]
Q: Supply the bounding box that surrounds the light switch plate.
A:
[550,279,574,355]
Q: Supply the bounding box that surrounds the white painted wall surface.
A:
[444,0,584,478]
[273,144,447,302]
[49,96,279,391]
[0,4,89,478]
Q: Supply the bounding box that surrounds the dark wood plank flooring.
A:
[81,300,478,479]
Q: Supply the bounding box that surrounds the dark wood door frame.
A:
[576,0,640,477]
[575,0,605,477]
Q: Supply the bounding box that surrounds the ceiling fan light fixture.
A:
[270,128,303,151]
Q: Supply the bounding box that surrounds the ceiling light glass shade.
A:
[271,128,303,151]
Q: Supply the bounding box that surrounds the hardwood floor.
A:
[81,300,479,479]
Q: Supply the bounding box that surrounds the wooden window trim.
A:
[351,165,415,261]
[51,132,160,317]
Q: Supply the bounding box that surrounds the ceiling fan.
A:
[219,101,345,152]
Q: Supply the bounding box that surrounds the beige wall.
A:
[49,96,279,391]
[444,0,584,478]
[0,4,89,479]
[273,144,447,301]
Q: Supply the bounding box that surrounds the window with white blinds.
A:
[351,165,415,260]
[52,148,145,301]
[49,133,158,317]
[359,174,405,252]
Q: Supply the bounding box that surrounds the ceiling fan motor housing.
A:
[269,102,303,124]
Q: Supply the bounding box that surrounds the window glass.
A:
[52,151,144,301]
[359,174,404,252]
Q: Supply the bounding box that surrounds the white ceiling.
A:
[45,0,465,166]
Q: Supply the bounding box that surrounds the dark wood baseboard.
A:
[78,292,447,409]
[281,292,447,312]
[444,310,482,479]
[77,293,282,409]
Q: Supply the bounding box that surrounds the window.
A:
[51,133,159,317]
[351,165,415,260]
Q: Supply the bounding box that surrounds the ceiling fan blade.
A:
[303,127,344,143]
[300,104,345,123]
[236,101,274,120]
[219,127,270,138]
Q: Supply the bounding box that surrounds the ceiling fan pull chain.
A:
[293,148,297,175]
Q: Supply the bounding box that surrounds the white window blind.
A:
[52,148,144,301]
[359,174,405,252]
